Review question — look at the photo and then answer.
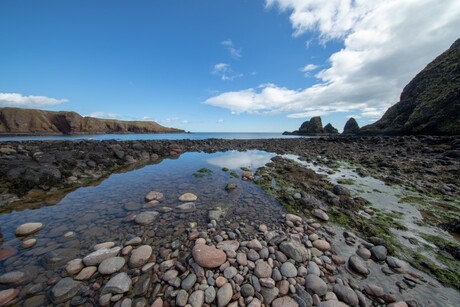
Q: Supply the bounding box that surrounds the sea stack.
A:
[343,118,360,134]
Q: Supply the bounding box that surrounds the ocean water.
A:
[0,132,304,142]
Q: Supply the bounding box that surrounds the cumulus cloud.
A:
[205,0,460,120]
[0,92,67,108]
[299,64,318,72]
[222,39,242,59]
[212,63,243,81]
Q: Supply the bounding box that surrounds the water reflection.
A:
[207,150,275,170]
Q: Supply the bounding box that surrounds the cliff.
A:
[361,39,460,135]
[0,108,185,135]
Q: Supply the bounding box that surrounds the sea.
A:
[0,132,304,142]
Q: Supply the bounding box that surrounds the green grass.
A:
[222,167,229,172]
[230,171,239,178]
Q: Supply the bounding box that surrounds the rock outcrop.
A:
[0,107,184,135]
[283,117,338,135]
[361,39,460,135]
[342,118,360,135]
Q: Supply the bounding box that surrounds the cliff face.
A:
[0,108,184,135]
[361,39,460,135]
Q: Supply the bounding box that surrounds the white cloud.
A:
[206,0,460,121]
[222,39,242,59]
[0,92,67,108]
[212,63,243,81]
[217,119,225,123]
[299,64,318,72]
[89,112,122,119]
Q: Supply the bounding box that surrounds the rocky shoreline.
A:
[0,136,460,306]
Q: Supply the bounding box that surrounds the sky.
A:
[1,0,459,133]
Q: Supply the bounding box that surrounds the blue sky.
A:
[1,0,459,132]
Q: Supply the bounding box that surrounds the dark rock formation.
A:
[343,118,360,134]
[324,123,339,134]
[0,107,184,135]
[361,39,460,135]
[284,116,335,135]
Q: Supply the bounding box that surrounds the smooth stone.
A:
[83,247,121,266]
[312,209,329,221]
[0,288,19,306]
[333,185,350,196]
[248,249,260,261]
[237,252,248,265]
[176,289,189,306]
[386,256,405,269]
[125,237,142,245]
[370,245,388,261]
[134,211,159,225]
[152,298,163,307]
[102,273,132,295]
[181,273,197,291]
[295,284,314,307]
[15,223,43,236]
[254,261,272,278]
[205,286,216,304]
[317,301,350,307]
[20,238,37,248]
[224,267,238,279]
[74,266,97,281]
[348,255,370,275]
[248,298,262,307]
[0,248,17,261]
[188,290,205,307]
[65,258,84,275]
[176,202,196,212]
[217,240,240,252]
[281,262,298,278]
[279,241,311,262]
[51,277,82,304]
[312,240,331,251]
[307,261,321,276]
[99,257,126,274]
[179,193,197,201]
[217,283,233,307]
[278,279,290,296]
[144,191,164,202]
[192,244,227,268]
[305,275,327,296]
[209,207,226,221]
[260,286,279,305]
[0,271,27,284]
[333,284,359,306]
[247,239,263,251]
[356,247,371,259]
[259,278,276,288]
[163,270,179,282]
[160,259,176,271]
[272,296,299,307]
[240,284,255,297]
[286,214,303,223]
[129,245,152,268]
[363,283,385,297]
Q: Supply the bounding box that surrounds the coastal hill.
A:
[360,38,460,135]
[0,107,185,135]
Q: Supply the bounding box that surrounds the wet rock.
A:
[0,271,28,284]
[176,289,189,306]
[237,252,248,265]
[209,207,226,221]
[129,245,152,268]
[386,256,405,269]
[102,272,132,295]
[312,239,331,251]
[181,273,197,291]
[225,183,237,191]
[205,286,216,304]
[333,185,350,196]
[99,257,126,274]
[179,193,197,201]
[305,275,327,296]
[224,266,238,279]
[280,262,298,278]
[370,245,388,261]
[363,283,385,297]
[0,288,19,306]
[192,244,226,268]
[286,214,303,224]
[144,191,164,202]
[279,240,311,262]
[83,247,121,266]
[272,296,299,307]
[295,284,314,306]
[176,202,196,212]
[216,240,240,252]
[333,284,359,306]
[0,248,17,261]
[247,239,263,251]
[51,277,82,304]
[15,222,43,236]
[217,283,233,307]
[317,301,350,307]
[312,209,329,221]
[240,284,255,297]
[74,266,97,281]
[65,258,84,275]
[307,261,321,276]
[20,238,37,248]
[134,211,159,225]
[356,247,371,260]
[348,255,369,275]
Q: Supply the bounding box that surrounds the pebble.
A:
[364,283,385,297]
[179,192,197,201]
[260,286,279,305]
[20,238,37,248]
[348,255,370,275]
[129,245,152,268]
[192,244,227,268]
[74,266,97,280]
[101,273,132,295]
[247,239,263,251]
[305,274,327,296]
[217,283,233,307]
[205,286,216,303]
[333,284,359,306]
[134,211,159,225]
[312,209,329,221]
[280,262,298,278]
[181,273,197,291]
[224,266,238,279]
[0,288,19,306]
[0,271,28,284]
[312,239,331,251]
[371,245,388,261]
[98,257,126,274]
[279,240,311,262]
[240,284,255,297]
[237,252,248,265]
[176,289,189,306]
[144,191,164,202]
[272,296,300,307]
[83,247,121,266]
[94,241,115,250]
[15,222,43,236]
[51,277,82,304]
[254,260,272,278]
[188,290,205,307]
